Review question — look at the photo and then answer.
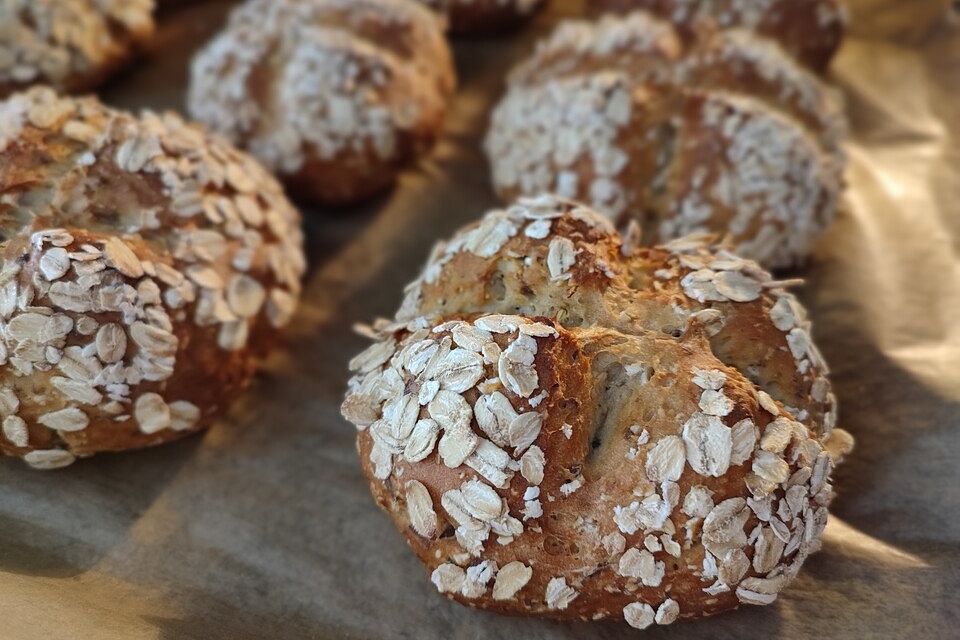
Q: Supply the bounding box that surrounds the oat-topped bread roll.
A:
[485,12,846,269]
[0,0,155,98]
[188,0,456,205]
[342,195,853,627]
[418,0,546,35]
[593,0,846,73]
[0,88,306,469]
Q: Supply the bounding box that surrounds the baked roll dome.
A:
[0,88,306,469]
[0,0,155,98]
[342,195,853,627]
[484,12,847,269]
[592,0,846,73]
[188,0,456,205]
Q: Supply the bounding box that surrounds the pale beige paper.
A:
[0,2,958,638]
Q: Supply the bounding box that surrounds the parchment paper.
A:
[1,2,958,639]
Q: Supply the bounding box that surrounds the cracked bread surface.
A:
[342,195,853,628]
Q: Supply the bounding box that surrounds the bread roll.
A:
[593,0,845,73]
[342,195,853,626]
[188,0,456,205]
[0,0,155,98]
[485,12,847,268]
[0,88,306,469]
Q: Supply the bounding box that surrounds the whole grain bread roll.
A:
[0,0,155,98]
[418,0,547,35]
[342,195,853,627]
[485,12,847,269]
[0,88,306,469]
[592,0,846,73]
[188,0,456,205]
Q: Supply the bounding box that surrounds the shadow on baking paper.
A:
[809,288,960,548]
[0,436,201,578]
[145,587,337,640]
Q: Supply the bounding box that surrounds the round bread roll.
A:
[342,195,853,626]
[419,0,546,35]
[0,88,306,469]
[592,0,846,73]
[188,0,456,205]
[0,0,155,98]
[485,12,847,269]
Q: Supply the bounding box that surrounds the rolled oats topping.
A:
[0,0,154,96]
[344,197,850,627]
[23,448,76,470]
[593,0,846,73]
[492,561,533,601]
[431,563,466,594]
[2,415,28,447]
[655,598,680,625]
[644,435,685,483]
[38,407,89,433]
[187,0,454,203]
[623,602,655,630]
[0,87,305,468]
[618,547,665,586]
[682,413,733,477]
[485,9,846,268]
[545,577,578,610]
[405,479,438,538]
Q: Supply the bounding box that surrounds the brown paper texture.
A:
[1,2,958,638]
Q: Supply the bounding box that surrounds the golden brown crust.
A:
[187,0,455,205]
[485,12,846,269]
[419,0,547,35]
[401,196,835,436]
[0,88,305,469]
[592,0,845,73]
[0,0,155,98]
[342,195,852,628]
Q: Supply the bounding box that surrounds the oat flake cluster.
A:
[0,88,305,469]
[0,0,155,98]
[342,194,853,627]
[485,11,847,269]
[188,0,455,205]
[593,0,846,72]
